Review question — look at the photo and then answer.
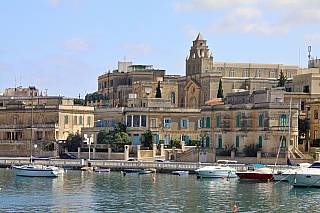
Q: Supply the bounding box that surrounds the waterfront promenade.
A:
[0,157,291,173]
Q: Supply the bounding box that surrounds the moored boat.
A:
[236,164,273,180]
[124,169,139,173]
[95,168,110,172]
[285,168,320,187]
[139,169,151,174]
[12,164,64,177]
[195,160,237,178]
[172,171,189,175]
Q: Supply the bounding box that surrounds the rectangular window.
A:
[303,85,309,93]
[65,115,68,124]
[151,119,156,127]
[180,119,189,128]
[308,107,311,119]
[230,69,235,77]
[315,110,318,119]
[74,116,77,124]
[153,134,159,144]
[110,80,113,87]
[287,71,292,78]
[217,115,220,127]
[87,116,91,125]
[270,71,275,78]
[257,70,261,77]
[315,130,318,139]
[164,135,170,144]
[181,135,189,144]
[79,116,83,125]
[164,119,172,128]
[198,119,201,128]
[301,101,305,111]
[244,69,248,77]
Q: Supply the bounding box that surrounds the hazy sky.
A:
[1,0,320,98]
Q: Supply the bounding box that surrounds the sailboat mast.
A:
[287,97,292,159]
[30,87,34,163]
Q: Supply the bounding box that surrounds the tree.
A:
[65,133,82,152]
[144,131,153,149]
[96,123,131,145]
[242,144,261,157]
[171,138,181,148]
[298,118,309,138]
[97,129,109,144]
[217,79,224,98]
[156,81,161,98]
[277,69,287,87]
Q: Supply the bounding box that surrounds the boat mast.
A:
[30,87,35,164]
[287,97,292,160]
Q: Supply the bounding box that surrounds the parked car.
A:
[127,158,138,161]
[60,153,77,159]
[154,159,166,162]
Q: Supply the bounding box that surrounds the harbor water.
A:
[1,168,320,212]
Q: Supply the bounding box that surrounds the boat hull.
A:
[12,165,64,177]
[236,172,273,180]
[95,168,110,172]
[285,169,320,187]
[124,169,139,173]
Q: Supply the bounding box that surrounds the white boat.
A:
[285,168,320,187]
[95,168,110,172]
[12,164,64,177]
[273,163,311,181]
[195,160,238,178]
[172,171,189,175]
[139,170,151,174]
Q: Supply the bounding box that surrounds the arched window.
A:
[236,136,239,148]
[259,114,263,127]
[280,114,286,127]
[217,115,220,127]
[205,68,209,73]
[257,70,261,77]
[171,92,175,104]
[236,115,240,127]
[206,117,210,128]
[259,136,262,147]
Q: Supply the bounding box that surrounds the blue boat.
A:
[124,169,139,173]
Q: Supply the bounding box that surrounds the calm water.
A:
[0,168,320,212]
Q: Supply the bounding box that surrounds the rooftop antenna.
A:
[308,46,312,60]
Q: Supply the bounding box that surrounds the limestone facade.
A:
[0,96,94,144]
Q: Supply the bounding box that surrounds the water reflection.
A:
[2,168,320,212]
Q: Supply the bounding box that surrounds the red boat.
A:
[236,166,274,180]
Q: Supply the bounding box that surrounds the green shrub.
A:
[243,144,261,157]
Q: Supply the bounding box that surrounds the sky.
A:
[1,0,320,98]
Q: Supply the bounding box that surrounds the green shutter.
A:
[236,115,240,127]
[259,136,262,147]
[236,136,239,148]
[259,114,263,127]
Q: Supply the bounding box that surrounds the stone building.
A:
[178,33,301,108]
[81,98,201,148]
[0,96,94,144]
[201,89,299,155]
